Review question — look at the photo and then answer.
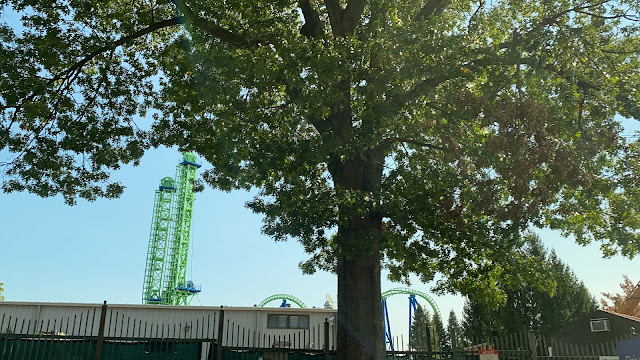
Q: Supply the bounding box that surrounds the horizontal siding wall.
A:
[0,302,337,349]
[224,308,337,349]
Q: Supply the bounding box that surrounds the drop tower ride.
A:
[142,153,201,305]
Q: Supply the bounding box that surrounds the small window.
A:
[590,318,611,332]
[267,314,310,329]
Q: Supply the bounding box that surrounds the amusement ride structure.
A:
[258,294,308,308]
[142,153,202,305]
[382,288,440,352]
[258,288,439,351]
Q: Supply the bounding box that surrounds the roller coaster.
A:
[382,288,440,352]
[258,287,439,351]
[258,294,307,308]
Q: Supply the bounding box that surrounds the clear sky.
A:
[0,144,637,344]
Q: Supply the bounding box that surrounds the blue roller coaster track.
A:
[381,287,440,352]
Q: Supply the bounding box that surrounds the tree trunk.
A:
[331,155,386,360]
[324,80,386,359]
[336,234,385,360]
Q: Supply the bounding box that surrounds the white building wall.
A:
[0,302,337,350]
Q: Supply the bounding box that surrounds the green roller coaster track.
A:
[381,287,440,315]
[255,289,438,313]
[258,294,307,308]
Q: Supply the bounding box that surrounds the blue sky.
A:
[0,145,637,343]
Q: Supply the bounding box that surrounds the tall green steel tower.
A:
[142,177,175,304]
[163,153,201,305]
[142,153,201,305]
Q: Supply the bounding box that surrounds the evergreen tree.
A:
[432,311,448,350]
[537,251,599,334]
[448,310,462,348]
[0,282,4,301]
[462,299,497,342]
[462,235,598,339]
[409,304,432,351]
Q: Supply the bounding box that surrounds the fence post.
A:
[216,307,225,360]
[451,326,458,360]
[324,318,330,360]
[528,331,538,360]
[426,323,433,360]
[93,301,107,360]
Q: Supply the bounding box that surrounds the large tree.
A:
[462,235,598,340]
[2,0,640,358]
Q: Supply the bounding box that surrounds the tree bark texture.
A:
[336,231,385,360]
[321,58,387,358]
[331,154,386,359]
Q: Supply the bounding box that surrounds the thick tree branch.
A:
[403,75,458,106]
[178,2,257,48]
[383,51,601,129]
[300,0,325,38]
[324,0,344,36]
[342,0,367,34]
[388,50,522,113]
[310,117,331,135]
[324,0,367,37]
[469,0,485,24]
[414,0,450,21]
[385,47,601,121]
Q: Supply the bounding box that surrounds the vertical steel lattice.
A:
[164,153,201,305]
[142,177,175,304]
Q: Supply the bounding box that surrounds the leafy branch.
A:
[414,0,451,20]
[381,137,447,151]
[175,0,260,48]
[3,16,186,125]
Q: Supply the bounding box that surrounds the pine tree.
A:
[409,305,432,351]
[432,311,448,350]
[461,235,598,339]
[462,299,498,342]
[448,310,462,348]
[537,251,599,334]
